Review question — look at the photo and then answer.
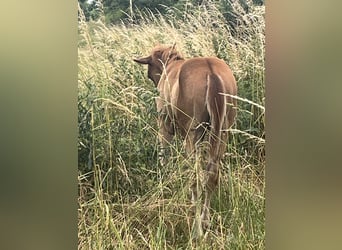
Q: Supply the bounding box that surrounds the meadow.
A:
[78,1,265,249]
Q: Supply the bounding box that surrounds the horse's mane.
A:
[152,45,184,64]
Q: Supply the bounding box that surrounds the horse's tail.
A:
[206,74,227,164]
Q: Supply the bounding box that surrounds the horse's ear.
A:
[170,42,176,52]
[133,56,151,65]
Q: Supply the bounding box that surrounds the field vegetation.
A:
[78,0,265,248]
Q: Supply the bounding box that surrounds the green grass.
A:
[78,1,265,249]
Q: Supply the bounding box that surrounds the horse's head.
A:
[134,44,183,86]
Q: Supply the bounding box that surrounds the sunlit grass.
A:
[78,0,265,249]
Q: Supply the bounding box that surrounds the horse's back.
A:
[179,57,236,92]
[176,57,236,124]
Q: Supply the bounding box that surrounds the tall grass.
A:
[78,0,265,249]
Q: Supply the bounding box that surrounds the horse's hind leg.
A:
[187,125,207,211]
[191,155,204,239]
[201,117,228,230]
[188,126,207,238]
[201,160,219,230]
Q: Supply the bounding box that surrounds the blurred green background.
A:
[1,0,342,249]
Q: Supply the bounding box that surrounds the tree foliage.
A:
[79,0,264,25]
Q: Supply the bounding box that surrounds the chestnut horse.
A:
[134,45,237,236]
